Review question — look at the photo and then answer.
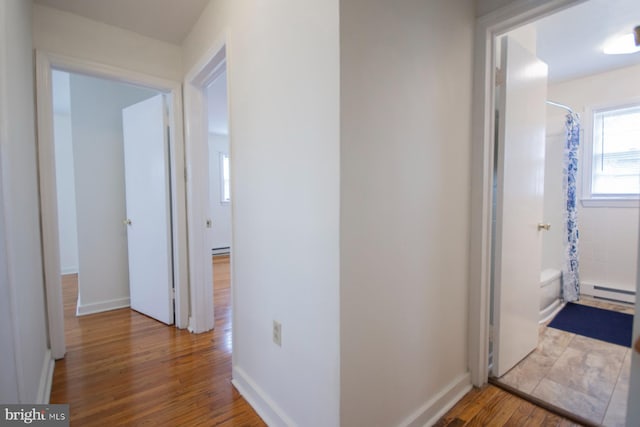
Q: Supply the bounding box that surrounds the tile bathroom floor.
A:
[497,298,634,426]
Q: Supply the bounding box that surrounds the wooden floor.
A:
[435,385,582,426]
[51,255,266,426]
[52,255,580,426]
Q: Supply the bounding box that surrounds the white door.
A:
[492,36,548,377]
[122,94,174,325]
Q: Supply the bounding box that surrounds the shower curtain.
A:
[562,113,580,302]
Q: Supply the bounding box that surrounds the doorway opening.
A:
[51,70,174,324]
[36,51,188,360]
[486,1,640,425]
[183,44,227,334]
[205,66,232,341]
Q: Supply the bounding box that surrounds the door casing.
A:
[35,51,189,359]
[469,0,588,386]
[183,41,228,333]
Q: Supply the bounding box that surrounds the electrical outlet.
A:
[273,320,282,346]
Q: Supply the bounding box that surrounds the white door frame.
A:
[183,41,227,333]
[35,51,189,359]
[468,0,585,386]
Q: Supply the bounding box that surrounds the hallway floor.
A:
[497,299,634,426]
[50,255,266,426]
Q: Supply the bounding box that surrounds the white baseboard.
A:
[60,266,78,275]
[399,372,472,427]
[231,366,295,427]
[76,297,130,316]
[36,349,55,404]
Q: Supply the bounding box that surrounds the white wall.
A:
[548,64,640,292]
[475,0,577,17]
[208,132,231,250]
[52,70,80,274]
[69,73,157,313]
[0,0,51,403]
[32,3,182,81]
[475,0,514,16]
[340,0,474,425]
[184,1,341,425]
[0,166,18,403]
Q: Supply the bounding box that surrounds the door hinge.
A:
[488,325,494,343]
[184,167,188,181]
[171,288,176,300]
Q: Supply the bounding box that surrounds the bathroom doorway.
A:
[488,1,640,425]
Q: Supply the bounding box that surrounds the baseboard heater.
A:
[580,282,636,305]
[211,246,231,256]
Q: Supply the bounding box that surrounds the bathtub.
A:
[539,269,564,323]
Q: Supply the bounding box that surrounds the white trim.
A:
[231,366,294,427]
[183,40,228,333]
[35,51,66,360]
[35,51,190,360]
[76,297,131,316]
[398,372,472,427]
[36,350,55,404]
[469,0,585,387]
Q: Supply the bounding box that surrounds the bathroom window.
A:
[583,103,640,206]
[220,153,230,203]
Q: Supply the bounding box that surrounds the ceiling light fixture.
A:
[603,27,640,55]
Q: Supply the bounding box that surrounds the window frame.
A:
[581,99,640,208]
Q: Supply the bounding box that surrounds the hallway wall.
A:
[0,0,50,404]
[340,0,475,425]
[184,1,341,425]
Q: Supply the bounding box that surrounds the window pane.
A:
[592,105,640,195]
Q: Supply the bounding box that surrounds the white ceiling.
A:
[34,0,210,44]
[37,0,640,104]
[535,0,640,82]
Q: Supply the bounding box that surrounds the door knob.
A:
[635,336,640,354]
[123,219,132,225]
[537,223,551,231]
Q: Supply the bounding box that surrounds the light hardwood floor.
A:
[52,256,578,426]
[435,385,581,426]
[51,255,266,426]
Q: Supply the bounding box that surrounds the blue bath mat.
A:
[548,302,633,347]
